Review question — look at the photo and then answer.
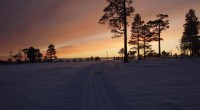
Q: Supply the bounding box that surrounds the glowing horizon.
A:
[0,0,200,60]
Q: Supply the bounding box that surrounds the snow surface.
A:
[106,58,200,110]
[0,58,200,110]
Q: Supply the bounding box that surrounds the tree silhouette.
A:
[147,49,158,57]
[141,24,153,59]
[8,51,13,62]
[22,48,28,61]
[90,56,94,61]
[162,50,170,57]
[148,14,169,57]
[95,56,101,61]
[46,44,56,62]
[118,48,124,60]
[26,47,43,63]
[181,9,200,57]
[99,0,134,62]
[128,50,136,59]
[35,49,43,61]
[13,49,22,62]
[129,14,144,60]
[18,49,22,62]
[27,47,37,63]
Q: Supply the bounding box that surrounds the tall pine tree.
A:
[148,14,169,57]
[129,14,144,60]
[141,24,153,59]
[46,44,56,62]
[181,9,200,57]
[99,0,134,62]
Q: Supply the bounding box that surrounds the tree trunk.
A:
[137,35,140,60]
[123,0,128,63]
[50,53,53,62]
[158,24,161,57]
[144,37,146,59]
[189,35,192,58]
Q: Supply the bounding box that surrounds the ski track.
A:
[81,62,132,110]
[1,59,200,110]
[0,62,132,110]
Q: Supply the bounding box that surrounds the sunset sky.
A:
[0,0,200,60]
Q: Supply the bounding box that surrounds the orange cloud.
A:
[56,35,124,58]
[1,0,200,60]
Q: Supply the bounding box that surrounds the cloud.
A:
[0,0,106,55]
[0,0,200,60]
[58,45,75,50]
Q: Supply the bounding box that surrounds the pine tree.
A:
[46,44,56,62]
[181,9,200,57]
[129,14,144,60]
[141,24,153,59]
[99,0,134,62]
[148,14,169,57]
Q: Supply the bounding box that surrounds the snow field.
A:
[0,61,131,110]
[0,58,200,110]
[105,58,200,110]
[0,62,95,110]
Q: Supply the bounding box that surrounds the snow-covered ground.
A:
[106,58,200,110]
[0,58,200,110]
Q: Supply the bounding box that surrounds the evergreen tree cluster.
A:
[181,9,200,57]
[99,0,170,61]
[129,14,169,59]
[99,1,200,59]
[26,47,43,63]
[8,44,56,63]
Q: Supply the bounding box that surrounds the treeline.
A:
[71,56,101,62]
[0,43,102,64]
[123,9,200,60]
[7,44,56,63]
[99,0,200,61]
[118,48,175,60]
